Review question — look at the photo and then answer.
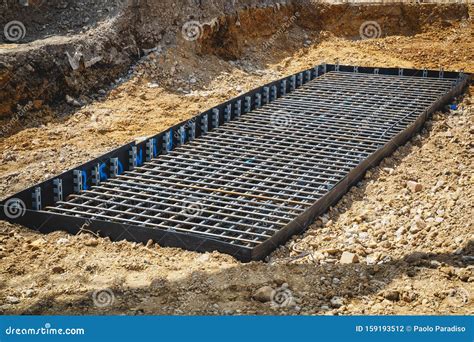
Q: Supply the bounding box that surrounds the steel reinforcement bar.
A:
[0,64,470,261]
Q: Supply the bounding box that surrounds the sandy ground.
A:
[0,10,473,315]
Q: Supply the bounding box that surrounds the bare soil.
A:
[0,2,473,315]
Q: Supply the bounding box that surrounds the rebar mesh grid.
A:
[42,71,458,254]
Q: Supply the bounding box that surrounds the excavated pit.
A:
[0,1,470,133]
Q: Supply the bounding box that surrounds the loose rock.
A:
[253,286,274,303]
[383,290,400,301]
[330,296,344,308]
[340,252,359,264]
[406,181,423,193]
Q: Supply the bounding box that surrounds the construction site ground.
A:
[0,1,473,315]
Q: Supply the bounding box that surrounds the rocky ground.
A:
[0,2,473,315]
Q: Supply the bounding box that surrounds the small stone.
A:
[84,238,98,247]
[5,296,20,304]
[456,268,471,282]
[52,266,65,274]
[253,286,274,303]
[383,290,400,301]
[196,253,210,263]
[440,266,455,277]
[366,254,377,265]
[33,100,43,110]
[401,291,417,303]
[66,95,81,107]
[24,289,35,298]
[322,248,340,256]
[56,238,69,245]
[340,251,359,264]
[273,277,286,286]
[406,181,423,193]
[146,239,154,247]
[330,296,344,308]
[29,238,46,250]
[414,217,426,229]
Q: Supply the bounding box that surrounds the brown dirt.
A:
[0,2,473,315]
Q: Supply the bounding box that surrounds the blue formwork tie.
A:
[136,149,143,166]
[167,129,173,151]
[99,163,108,181]
[117,160,124,175]
[81,170,89,190]
[153,140,158,157]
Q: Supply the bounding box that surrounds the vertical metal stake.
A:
[110,158,119,177]
[53,178,63,202]
[129,146,137,170]
[73,170,83,193]
[32,187,41,211]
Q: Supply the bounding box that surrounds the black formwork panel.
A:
[0,65,470,261]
